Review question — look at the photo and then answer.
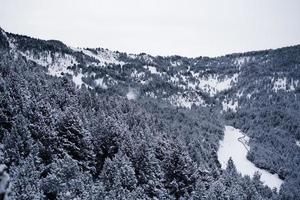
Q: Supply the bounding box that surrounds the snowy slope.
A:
[217,126,284,190]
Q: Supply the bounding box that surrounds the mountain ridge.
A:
[2,27,300,59]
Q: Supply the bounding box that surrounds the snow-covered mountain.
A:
[1,28,300,199]
[3,28,299,109]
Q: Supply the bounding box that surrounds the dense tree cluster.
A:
[0,49,280,199]
[221,46,300,199]
[0,29,300,199]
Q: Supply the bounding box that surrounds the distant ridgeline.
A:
[0,27,300,199]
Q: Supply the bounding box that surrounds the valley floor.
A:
[217,126,284,190]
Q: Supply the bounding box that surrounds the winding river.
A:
[217,125,283,190]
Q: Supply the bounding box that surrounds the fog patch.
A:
[126,88,138,100]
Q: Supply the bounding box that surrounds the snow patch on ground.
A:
[296,140,300,147]
[289,79,299,91]
[19,50,95,89]
[167,72,239,96]
[128,54,154,64]
[74,48,124,67]
[217,126,284,190]
[126,89,137,100]
[72,73,84,87]
[198,73,238,96]
[128,54,137,59]
[143,65,161,75]
[170,76,180,83]
[187,81,197,90]
[21,51,52,66]
[170,60,182,67]
[168,93,206,109]
[236,91,243,98]
[139,54,154,64]
[131,70,146,84]
[131,70,145,78]
[72,71,92,89]
[273,78,287,92]
[272,77,298,92]
[235,56,251,66]
[145,92,157,99]
[90,72,96,77]
[95,78,108,89]
[5,35,17,52]
[20,51,77,77]
[0,164,9,198]
[222,99,238,112]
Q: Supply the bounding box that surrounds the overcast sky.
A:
[0,0,300,57]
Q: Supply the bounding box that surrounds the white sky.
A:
[0,0,300,57]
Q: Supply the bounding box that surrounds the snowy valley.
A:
[0,28,300,199]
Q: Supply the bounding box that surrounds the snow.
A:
[76,48,124,66]
[72,73,84,87]
[131,70,145,78]
[20,51,77,77]
[272,77,298,92]
[0,164,9,197]
[167,72,238,96]
[146,92,157,99]
[20,51,50,66]
[273,78,287,92]
[167,72,239,97]
[144,65,160,75]
[19,50,98,89]
[190,71,200,77]
[170,60,182,67]
[139,54,154,64]
[217,126,284,190]
[128,53,155,64]
[126,89,137,100]
[65,191,71,197]
[289,79,299,91]
[222,99,238,112]
[296,140,300,147]
[237,91,243,98]
[130,70,146,84]
[94,78,108,89]
[0,164,6,172]
[90,72,96,77]
[187,81,197,90]
[197,74,238,96]
[72,71,93,89]
[170,76,180,83]
[7,37,17,52]
[235,56,250,66]
[128,54,137,59]
[168,93,205,109]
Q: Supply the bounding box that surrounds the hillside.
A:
[0,28,300,199]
